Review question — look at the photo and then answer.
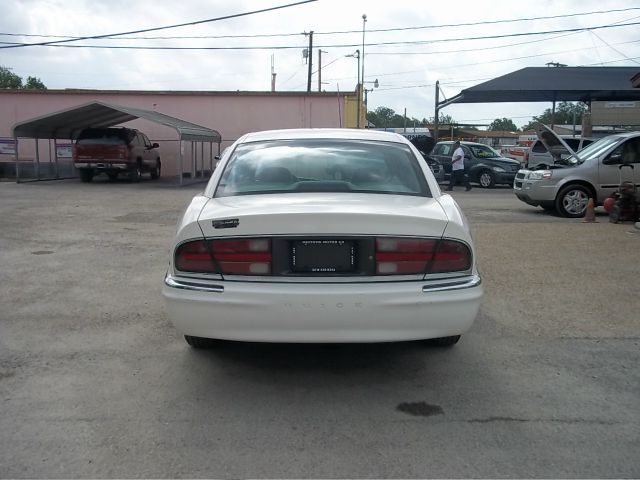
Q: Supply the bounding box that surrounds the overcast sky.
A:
[2,0,639,127]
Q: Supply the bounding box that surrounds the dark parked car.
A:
[73,127,161,182]
[430,141,521,188]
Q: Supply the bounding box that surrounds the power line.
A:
[2,21,638,51]
[588,30,640,65]
[0,0,317,50]
[314,7,640,35]
[1,6,638,41]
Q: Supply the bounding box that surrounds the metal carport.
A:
[434,67,640,139]
[12,101,222,185]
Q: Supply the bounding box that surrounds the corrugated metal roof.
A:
[12,101,221,142]
[441,67,640,106]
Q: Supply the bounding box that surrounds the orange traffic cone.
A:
[583,198,597,223]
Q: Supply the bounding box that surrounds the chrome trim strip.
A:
[165,274,224,293]
[422,274,481,293]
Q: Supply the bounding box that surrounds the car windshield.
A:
[468,144,501,159]
[563,136,623,166]
[215,139,430,198]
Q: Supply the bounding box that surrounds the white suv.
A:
[514,125,640,217]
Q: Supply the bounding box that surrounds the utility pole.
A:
[306,31,313,93]
[434,81,440,141]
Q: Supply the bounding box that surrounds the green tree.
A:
[0,66,23,89]
[427,113,456,125]
[522,101,587,130]
[367,106,430,128]
[0,66,46,90]
[369,106,396,128]
[488,118,518,131]
[24,76,47,90]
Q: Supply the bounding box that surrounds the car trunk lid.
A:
[197,193,450,238]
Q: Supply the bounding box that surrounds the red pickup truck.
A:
[73,127,161,182]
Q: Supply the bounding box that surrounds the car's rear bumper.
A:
[75,162,132,170]
[162,273,483,343]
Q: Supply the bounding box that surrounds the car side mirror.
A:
[214,155,221,160]
[464,154,471,160]
[152,142,159,149]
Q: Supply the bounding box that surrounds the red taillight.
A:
[375,237,471,275]
[175,238,271,275]
[430,239,472,273]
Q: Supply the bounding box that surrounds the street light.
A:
[345,49,361,128]
[361,14,367,129]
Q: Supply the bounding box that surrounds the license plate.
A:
[291,239,356,273]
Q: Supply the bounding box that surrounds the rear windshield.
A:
[215,139,430,197]
[76,129,131,145]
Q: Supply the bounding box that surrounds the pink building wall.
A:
[0,90,350,176]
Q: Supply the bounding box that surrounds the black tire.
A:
[184,335,216,349]
[430,335,461,347]
[478,170,495,188]
[555,184,592,218]
[150,160,161,180]
[107,172,118,181]
[79,169,93,182]
[129,162,142,182]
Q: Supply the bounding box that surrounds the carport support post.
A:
[14,137,20,183]
[54,139,60,179]
[178,140,183,186]
[35,139,40,180]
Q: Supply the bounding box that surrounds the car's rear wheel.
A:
[79,169,93,182]
[429,335,461,347]
[150,160,161,180]
[478,170,495,188]
[556,184,592,218]
[184,335,216,348]
[107,172,118,181]
[129,162,142,182]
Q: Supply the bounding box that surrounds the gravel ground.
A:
[0,179,638,478]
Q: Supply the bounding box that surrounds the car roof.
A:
[238,128,410,144]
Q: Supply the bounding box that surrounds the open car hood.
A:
[533,123,583,163]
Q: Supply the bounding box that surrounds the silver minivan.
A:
[514,124,640,217]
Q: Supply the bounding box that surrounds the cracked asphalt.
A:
[0,179,638,478]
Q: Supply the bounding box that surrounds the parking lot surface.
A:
[1,179,639,478]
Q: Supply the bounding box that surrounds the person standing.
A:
[447,140,471,191]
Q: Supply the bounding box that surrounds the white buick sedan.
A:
[162,129,482,348]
